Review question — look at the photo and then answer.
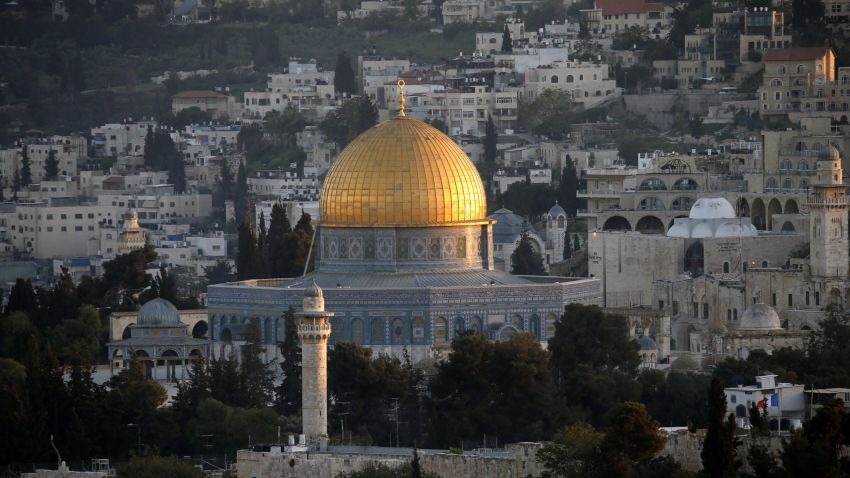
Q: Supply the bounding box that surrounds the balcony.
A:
[577,190,621,198]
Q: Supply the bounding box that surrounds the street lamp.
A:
[127,423,142,456]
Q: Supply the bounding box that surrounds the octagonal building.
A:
[207,115,600,361]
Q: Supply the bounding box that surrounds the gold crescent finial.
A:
[397,79,406,117]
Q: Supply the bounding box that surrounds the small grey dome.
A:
[739,303,781,330]
[138,298,180,326]
[304,279,323,299]
[819,145,841,161]
[638,335,657,350]
[548,202,566,218]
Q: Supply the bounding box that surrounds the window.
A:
[806,290,810,305]
[788,294,793,307]
[75,214,82,219]
[75,226,82,231]
[46,214,53,220]
[60,214,67,219]
[723,262,730,273]
[61,226,67,232]
[703,303,709,319]
[672,301,679,315]
[772,293,777,306]
[816,291,821,305]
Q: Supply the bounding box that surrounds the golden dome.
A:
[320,117,487,228]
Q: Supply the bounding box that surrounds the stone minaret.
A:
[298,280,333,450]
[808,145,848,279]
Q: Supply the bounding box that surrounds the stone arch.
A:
[370,318,384,345]
[672,177,698,190]
[736,197,750,217]
[751,198,766,230]
[122,323,134,340]
[638,197,665,211]
[829,288,842,306]
[602,216,631,231]
[192,320,208,339]
[498,325,519,340]
[220,328,233,342]
[638,178,668,191]
[433,317,448,343]
[453,317,465,337]
[160,349,179,358]
[391,318,405,344]
[511,313,523,330]
[671,196,694,211]
[685,241,704,276]
[785,199,799,214]
[781,221,796,232]
[529,314,541,339]
[635,215,665,234]
[469,316,483,334]
[351,318,364,344]
[767,198,782,229]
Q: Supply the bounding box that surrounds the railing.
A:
[807,197,849,206]
[765,187,810,193]
[577,190,621,197]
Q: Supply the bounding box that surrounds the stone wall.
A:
[236,443,545,478]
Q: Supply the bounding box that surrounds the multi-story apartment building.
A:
[0,136,86,185]
[758,47,848,119]
[97,185,213,226]
[244,60,335,119]
[171,90,241,119]
[581,0,672,37]
[247,169,320,201]
[416,86,519,135]
[8,199,121,259]
[91,121,156,157]
[297,126,338,173]
[523,61,620,108]
[358,56,411,102]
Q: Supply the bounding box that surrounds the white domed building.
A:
[107,298,210,381]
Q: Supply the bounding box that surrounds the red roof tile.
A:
[763,47,832,62]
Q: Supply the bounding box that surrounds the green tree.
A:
[427,333,558,447]
[20,144,32,187]
[548,304,641,426]
[510,231,546,275]
[484,114,498,166]
[237,220,258,280]
[320,96,378,147]
[240,318,275,408]
[234,161,248,225]
[558,156,579,216]
[612,26,649,50]
[172,357,210,423]
[602,401,665,468]
[564,233,572,258]
[537,423,606,478]
[208,351,243,407]
[334,51,357,96]
[0,310,39,362]
[518,89,573,140]
[573,234,580,252]
[204,260,235,285]
[49,305,102,365]
[501,24,512,52]
[44,148,60,180]
[116,455,204,478]
[275,307,301,416]
[701,378,739,478]
[336,461,439,478]
[168,153,187,193]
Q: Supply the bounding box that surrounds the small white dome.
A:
[715,220,758,238]
[689,197,736,220]
[739,303,782,330]
[666,220,690,238]
[138,298,181,326]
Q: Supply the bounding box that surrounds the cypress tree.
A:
[558,156,579,217]
[20,144,32,187]
[237,221,258,280]
[334,51,357,96]
[501,24,513,52]
[701,378,739,478]
[240,318,275,408]
[44,148,60,180]
[511,232,545,275]
[275,307,301,416]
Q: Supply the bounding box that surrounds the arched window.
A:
[770,79,783,87]
[639,178,667,191]
[723,262,730,273]
[671,196,694,210]
[799,179,809,191]
[352,319,363,344]
[766,177,778,189]
[778,65,787,74]
[391,318,404,344]
[412,317,425,343]
[672,177,698,190]
[782,178,794,190]
[796,64,806,73]
[579,74,584,81]
[453,317,465,337]
[593,74,598,80]
[557,216,565,227]
[781,159,793,170]
[639,197,665,210]
[551,75,559,83]
[566,75,574,83]
[433,317,448,343]
[798,159,809,170]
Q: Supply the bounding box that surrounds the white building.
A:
[91,121,156,157]
[725,374,805,431]
[523,61,620,108]
[96,186,213,226]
